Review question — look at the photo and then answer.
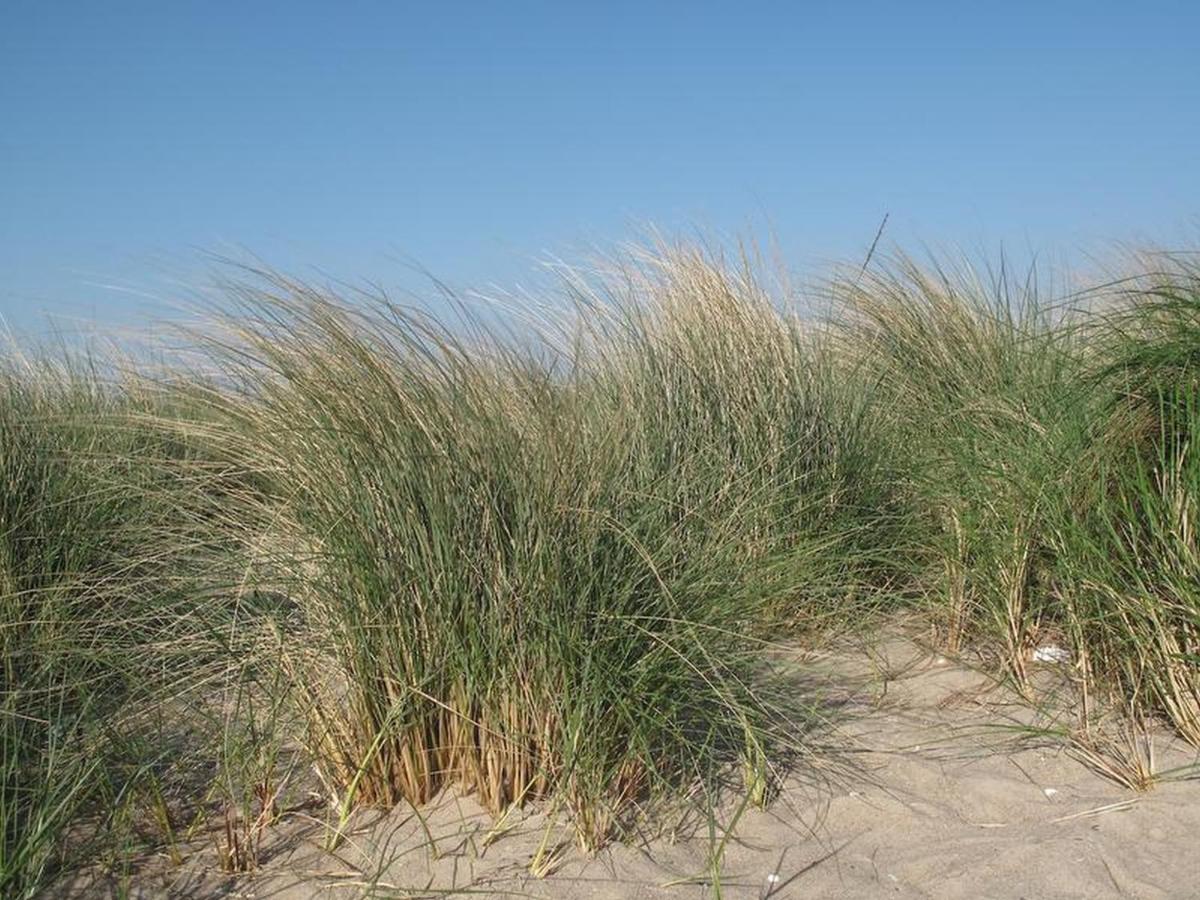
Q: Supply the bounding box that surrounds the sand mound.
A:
[72,632,1199,899]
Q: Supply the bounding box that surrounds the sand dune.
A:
[82,630,1197,900]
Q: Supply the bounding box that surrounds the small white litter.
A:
[1043,787,1058,798]
[1032,645,1071,664]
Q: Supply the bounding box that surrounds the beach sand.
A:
[74,631,1200,899]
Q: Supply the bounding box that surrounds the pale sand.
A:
[79,631,1200,899]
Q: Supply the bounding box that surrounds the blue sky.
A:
[2,1,1198,335]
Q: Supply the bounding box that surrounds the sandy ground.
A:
[73,632,1200,899]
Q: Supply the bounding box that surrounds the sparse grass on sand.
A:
[2,238,1199,895]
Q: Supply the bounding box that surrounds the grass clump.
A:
[1052,255,1200,744]
[833,248,1200,763]
[832,256,1093,688]
[0,354,244,896]
[191,245,899,849]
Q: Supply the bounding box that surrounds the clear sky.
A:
[2,1,1198,335]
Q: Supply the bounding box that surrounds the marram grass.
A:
[831,248,1200,745]
[3,239,1200,893]
[187,247,898,849]
[0,355,248,897]
[829,254,1096,686]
